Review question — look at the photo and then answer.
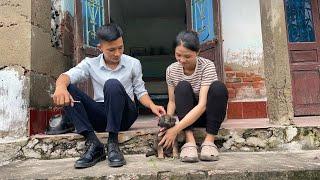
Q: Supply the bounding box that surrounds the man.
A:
[52,23,165,168]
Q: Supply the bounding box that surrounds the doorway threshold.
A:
[133,115,320,130]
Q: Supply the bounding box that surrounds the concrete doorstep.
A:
[1,117,320,170]
[1,150,320,179]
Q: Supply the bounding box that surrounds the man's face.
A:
[98,37,124,63]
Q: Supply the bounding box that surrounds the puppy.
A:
[146,115,179,159]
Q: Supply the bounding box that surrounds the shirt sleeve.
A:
[201,61,218,86]
[166,65,174,87]
[63,58,90,84]
[132,60,148,100]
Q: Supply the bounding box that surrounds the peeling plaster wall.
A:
[0,0,73,139]
[221,0,266,101]
[0,1,32,139]
[51,0,63,48]
[51,0,74,48]
[0,67,29,139]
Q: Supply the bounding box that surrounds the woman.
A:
[159,31,228,162]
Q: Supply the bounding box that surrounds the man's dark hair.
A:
[174,30,200,52]
[97,23,123,42]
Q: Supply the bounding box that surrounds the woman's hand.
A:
[158,126,178,149]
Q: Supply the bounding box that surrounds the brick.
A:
[228,92,236,99]
[226,78,242,83]
[253,76,264,81]
[231,82,242,89]
[241,82,252,87]
[227,88,235,93]
[236,72,246,77]
[253,82,264,88]
[243,77,254,82]
[226,83,233,88]
[227,102,243,119]
[224,66,233,71]
[226,72,236,78]
[255,89,261,96]
[243,101,267,118]
[246,72,257,77]
[227,88,236,98]
[228,88,236,99]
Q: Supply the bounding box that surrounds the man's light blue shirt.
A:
[63,54,148,102]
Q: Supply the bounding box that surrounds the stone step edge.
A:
[1,126,319,164]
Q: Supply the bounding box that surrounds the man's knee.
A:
[103,79,123,94]
[67,84,78,95]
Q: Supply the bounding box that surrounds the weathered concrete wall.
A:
[30,0,72,108]
[0,1,32,138]
[0,0,73,139]
[0,66,29,139]
[221,0,266,101]
[0,0,31,68]
[260,0,293,125]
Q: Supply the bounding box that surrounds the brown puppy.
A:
[146,115,179,159]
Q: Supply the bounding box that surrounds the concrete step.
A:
[1,116,320,165]
[1,150,320,179]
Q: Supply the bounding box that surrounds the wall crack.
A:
[0,64,57,80]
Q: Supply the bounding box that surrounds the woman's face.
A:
[175,44,198,68]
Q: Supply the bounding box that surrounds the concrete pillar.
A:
[259,0,294,125]
[0,0,32,139]
[0,0,73,139]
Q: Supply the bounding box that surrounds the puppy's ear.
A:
[170,116,178,125]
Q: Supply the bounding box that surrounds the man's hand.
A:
[150,104,166,117]
[158,126,178,149]
[52,86,75,107]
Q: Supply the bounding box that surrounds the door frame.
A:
[74,0,110,63]
[73,0,110,95]
[185,0,224,81]
[285,0,320,116]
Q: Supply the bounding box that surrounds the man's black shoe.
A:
[107,142,126,167]
[46,114,75,135]
[74,141,106,169]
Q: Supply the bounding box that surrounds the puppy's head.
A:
[158,115,176,129]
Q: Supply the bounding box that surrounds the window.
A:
[82,0,105,47]
[191,0,215,43]
[285,0,316,42]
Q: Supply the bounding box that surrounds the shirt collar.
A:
[99,54,125,70]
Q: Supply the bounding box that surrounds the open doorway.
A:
[110,0,187,110]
